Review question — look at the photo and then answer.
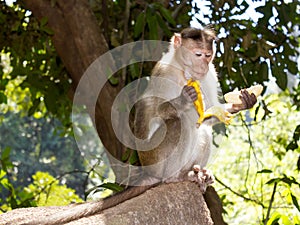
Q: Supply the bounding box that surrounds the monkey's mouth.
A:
[192,72,206,80]
[184,69,207,80]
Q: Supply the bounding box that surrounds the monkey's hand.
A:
[186,79,232,126]
[181,85,198,103]
[224,84,262,113]
[228,89,257,113]
[186,79,206,125]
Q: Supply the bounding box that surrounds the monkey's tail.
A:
[21,185,154,225]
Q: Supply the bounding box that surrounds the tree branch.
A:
[215,176,265,208]
[264,182,277,225]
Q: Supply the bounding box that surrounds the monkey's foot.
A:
[187,165,214,193]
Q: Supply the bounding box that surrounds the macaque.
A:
[24,27,257,225]
[134,27,257,192]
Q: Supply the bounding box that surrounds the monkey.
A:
[133,27,257,192]
[20,27,257,225]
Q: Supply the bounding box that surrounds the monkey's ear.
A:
[172,33,182,49]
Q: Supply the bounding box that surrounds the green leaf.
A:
[0,91,7,104]
[280,214,292,225]
[28,98,41,116]
[293,125,300,140]
[287,60,298,75]
[121,148,131,162]
[1,147,11,161]
[256,2,273,26]
[106,67,119,85]
[40,17,48,27]
[39,17,54,35]
[1,177,11,190]
[0,170,6,179]
[128,150,139,165]
[0,78,9,90]
[286,125,300,151]
[286,141,298,151]
[10,197,18,209]
[291,193,300,212]
[108,74,119,85]
[245,44,257,58]
[41,27,54,35]
[146,9,158,40]
[129,62,140,79]
[258,61,269,83]
[155,13,172,37]
[257,169,273,174]
[157,5,176,26]
[280,175,299,187]
[271,65,287,90]
[266,178,279,185]
[134,12,145,38]
[266,211,281,225]
[44,91,59,114]
[99,183,124,192]
[242,62,254,76]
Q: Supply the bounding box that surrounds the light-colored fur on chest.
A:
[135,62,221,182]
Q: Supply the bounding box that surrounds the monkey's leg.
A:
[187,165,214,193]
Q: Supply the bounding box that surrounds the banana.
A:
[187,79,205,125]
[224,84,263,104]
[187,79,232,127]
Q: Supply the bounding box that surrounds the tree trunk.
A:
[23,0,125,166]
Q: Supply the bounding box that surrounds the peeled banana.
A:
[224,84,263,104]
[187,79,232,127]
[187,79,205,125]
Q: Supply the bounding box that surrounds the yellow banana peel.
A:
[204,106,232,125]
[187,79,232,127]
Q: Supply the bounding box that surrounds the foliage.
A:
[133,2,176,39]
[0,0,72,126]
[0,170,37,212]
[88,0,195,85]
[0,137,82,212]
[0,114,115,211]
[25,171,83,206]
[213,91,300,224]
[0,154,83,212]
[0,148,82,212]
[0,147,37,212]
[0,0,299,224]
[194,0,299,93]
[1,0,298,121]
[0,147,36,212]
[90,0,192,44]
[0,112,87,202]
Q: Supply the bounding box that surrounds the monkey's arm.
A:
[157,85,196,120]
[142,86,195,142]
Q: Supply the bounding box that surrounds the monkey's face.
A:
[180,39,213,80]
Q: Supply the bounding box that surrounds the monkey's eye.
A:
[195,52,212,58]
